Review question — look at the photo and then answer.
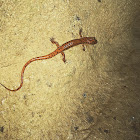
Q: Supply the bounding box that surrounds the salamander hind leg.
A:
[79,29,85,51]
[61,52,66,63]
[50,38,66,63]
[82,45,85,51]
[50,38,60,48]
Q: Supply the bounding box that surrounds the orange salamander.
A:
[0,29,97,92]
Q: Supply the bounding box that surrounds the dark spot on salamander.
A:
[98,0,101,2]
[57,48,61,50]
[55,51,59,54]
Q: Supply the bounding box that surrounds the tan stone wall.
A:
[0,0,140,139]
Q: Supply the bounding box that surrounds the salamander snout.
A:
[88,37,97,45]
[86,37,97,45]
[94,37,97,43]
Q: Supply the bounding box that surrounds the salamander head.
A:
[84,37,97,45]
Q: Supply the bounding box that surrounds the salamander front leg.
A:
[50,38,60,48]
[79,28,83,38]
[50,38,66,63]
[79,28,85,51]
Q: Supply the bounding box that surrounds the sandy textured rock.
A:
[0,0,140,139]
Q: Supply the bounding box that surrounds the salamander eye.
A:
[91,37,95,40]
[88,38,92,40]
[89,37,95,41]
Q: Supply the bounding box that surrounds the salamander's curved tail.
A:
[0,55,51,92]
[0,58,36,92]
[0,82,23,92]
[0,61,28,91]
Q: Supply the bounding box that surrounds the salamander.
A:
[0,29,97,91]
